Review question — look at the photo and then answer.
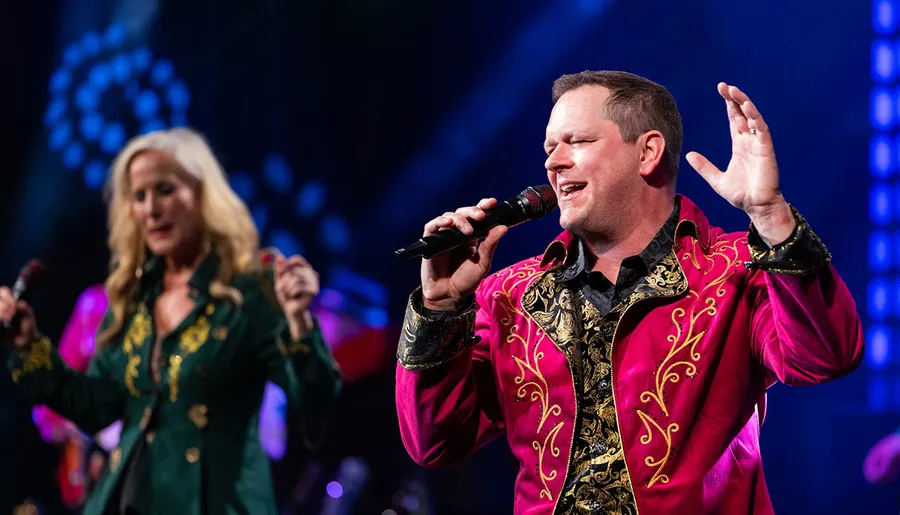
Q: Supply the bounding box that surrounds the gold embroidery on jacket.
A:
[124,355,141,397]
[396,292,477,370]
[494,258,567,502]
[168,355,182,402]
[179,314,211,354]
[554,250,686,515]
[10,337,54,383]
[169,304,213,402]
[635,238,743,487]
[122,304,151,397]
[123,304,151,354]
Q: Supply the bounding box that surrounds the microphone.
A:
[1,259,47,333]
[395,185,558,260]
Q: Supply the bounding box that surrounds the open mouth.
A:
[148,223,173,238]
[559,183,587,197]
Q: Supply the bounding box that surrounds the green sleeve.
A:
[6,311,127,434]
[244,273,342,447]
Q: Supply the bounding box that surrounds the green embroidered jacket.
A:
[6,253,341,515]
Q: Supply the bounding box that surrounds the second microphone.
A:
[395,185,558,260]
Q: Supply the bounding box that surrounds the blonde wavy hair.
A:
[98,127,261,346]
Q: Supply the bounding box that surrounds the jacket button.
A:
[185,447,200,463]
[188,404,209,429]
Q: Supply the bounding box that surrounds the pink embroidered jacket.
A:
[395,196,864,514]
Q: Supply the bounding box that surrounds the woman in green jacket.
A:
[0,127,341,515]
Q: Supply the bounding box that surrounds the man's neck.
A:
[583,199,676,283]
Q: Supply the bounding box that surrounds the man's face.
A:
[544,85,643,239]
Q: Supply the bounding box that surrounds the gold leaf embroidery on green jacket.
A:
[121,303,151,397]
[124,355,141,397]
[168,303,213,402]
[168,355,182,402]
[11,336,54,383]
[123,304,151,354]
[179,314,210,355]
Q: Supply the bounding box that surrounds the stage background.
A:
[0,0,890,513]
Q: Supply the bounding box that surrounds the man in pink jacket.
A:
[395,70,864,514]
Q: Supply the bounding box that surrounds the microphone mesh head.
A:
[20,260,47,289]
[520,184,558,218]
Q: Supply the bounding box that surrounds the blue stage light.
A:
[871,134,893,177]
[320,215,350,253]
[262,154,293,193]
[101,123,126,154]
[872,87,894,129]
[44,99,66,128]
[83,160,107,190]
[869,325,892,370]
[870,231,891,272]
[295,180,327,218]
[62,142,85,170]
[79,112,104,141]
[874,0,897,35]
[151,59,174,85]
[874,40,896,83]
[870,278,891,320]
[134,90,160,120]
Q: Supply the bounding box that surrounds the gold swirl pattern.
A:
[535,421,565,500]
[556,250,687,515]
[10,337,54,384]
[123,304,151,354]
[124,355,142,397]
[396,289,477,370]
[634,237,744,487]
[168,355,182,402]
[179,314,211,355]
[746,204,831,276]
[120,304,151,397]
[494,258,567,502]
[169,304,213,402]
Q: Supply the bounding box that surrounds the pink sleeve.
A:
[395,280,504,467]
[748,210,865,386]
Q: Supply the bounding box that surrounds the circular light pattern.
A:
[262,154,294,193]
[320,215,351,253]
[295,179,326,218]
[44,23,191,190]
[871,5,900,414]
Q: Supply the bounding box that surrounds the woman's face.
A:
[128,150,204,259]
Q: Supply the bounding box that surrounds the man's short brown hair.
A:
[551,70,683,181]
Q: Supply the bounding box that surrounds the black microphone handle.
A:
[397,200,526,260]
